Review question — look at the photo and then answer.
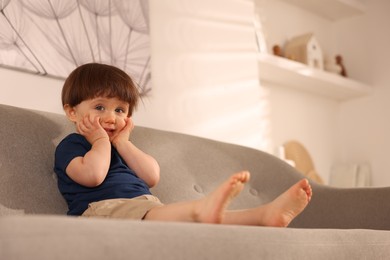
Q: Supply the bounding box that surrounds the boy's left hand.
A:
[111,117,134,147]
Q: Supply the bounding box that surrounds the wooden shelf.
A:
[279,0,366,21]
[258,53,372,101]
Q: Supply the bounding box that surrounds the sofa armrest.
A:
[290,184,390,230]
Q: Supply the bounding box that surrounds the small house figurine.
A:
[284,33,324,70]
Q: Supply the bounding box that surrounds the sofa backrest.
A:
[0,104,303,216]
[0,104,71,215]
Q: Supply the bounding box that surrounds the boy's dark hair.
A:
[62,63,139,116]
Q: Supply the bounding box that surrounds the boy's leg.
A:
[143,171,250,223]
[222,179,312,227]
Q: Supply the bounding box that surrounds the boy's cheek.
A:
[118,118,127,128]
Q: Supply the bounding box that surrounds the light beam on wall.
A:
[145,0,273,153]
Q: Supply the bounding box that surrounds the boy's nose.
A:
[102,112,115,123]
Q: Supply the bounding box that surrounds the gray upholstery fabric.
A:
[2,215,390,260]
[1,104,390,259]
[0,104,69,215]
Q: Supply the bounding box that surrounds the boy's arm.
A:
[66,116,111,187]
[112,118,160,187]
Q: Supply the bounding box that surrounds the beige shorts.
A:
[81,195,163,220]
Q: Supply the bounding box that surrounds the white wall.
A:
[336,0,390,186]
[266,82,339,183]
[0,68,63,113]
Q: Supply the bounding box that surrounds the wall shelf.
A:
[279,0,366,21]
[258,53,372,101]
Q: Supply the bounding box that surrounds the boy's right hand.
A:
[77,114,109,145]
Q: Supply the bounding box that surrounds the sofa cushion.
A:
[0,204,25,216]
[2,215,390,260]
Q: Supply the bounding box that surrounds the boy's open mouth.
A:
[104,128,115,136]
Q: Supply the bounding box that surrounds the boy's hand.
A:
[77,114,109,145]
[111,117,134,147]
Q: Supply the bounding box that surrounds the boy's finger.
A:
[122,118,131,131]
[81,115,91,128]
[77,121,85,134]
[127,117,135,130]
[89,114,96,125]
[94,116,101,127]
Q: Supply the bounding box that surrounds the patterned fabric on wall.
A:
[0,0,151,95]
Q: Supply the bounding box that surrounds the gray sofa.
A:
[1,103,390,260]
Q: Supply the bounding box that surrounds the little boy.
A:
[54,63,312,226]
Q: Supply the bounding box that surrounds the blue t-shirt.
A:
[54,133,152,216]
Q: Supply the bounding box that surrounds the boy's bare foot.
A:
[260,179,312,227]
[195,171,250,224]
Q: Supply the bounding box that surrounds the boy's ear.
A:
[63,104,77,122]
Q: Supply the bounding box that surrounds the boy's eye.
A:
[95,105,105,111]
[115,108,125,113]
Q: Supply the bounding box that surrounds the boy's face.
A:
[64,97,130,140]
